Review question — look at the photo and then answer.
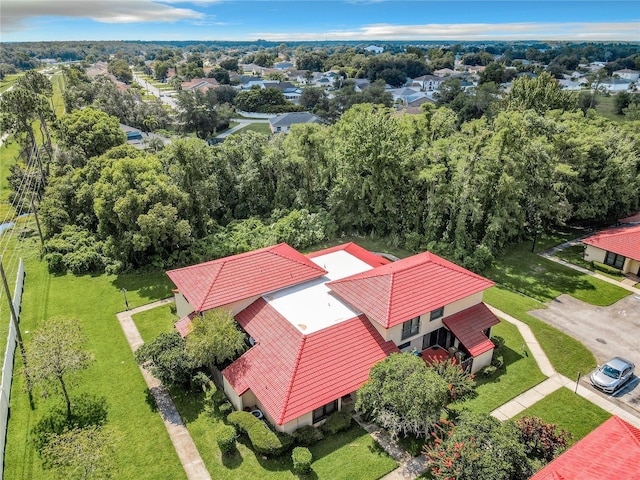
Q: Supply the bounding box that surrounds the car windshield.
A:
[601,365,621,379]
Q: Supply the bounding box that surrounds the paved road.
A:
[132,72,178,109]
[530,293,640,412]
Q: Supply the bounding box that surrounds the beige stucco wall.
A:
[175,292,194,319]
[471,349,493,373]
[623,258,640,275]
[223,376,244,411]
[379,291,484,347]
[584,245,606,263]
[226,295,261,316]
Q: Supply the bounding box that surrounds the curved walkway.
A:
[116,299,211,480]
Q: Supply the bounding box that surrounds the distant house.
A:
[613,69,640,82]
[412,74,443,91]
[365,45,384,54]
[181,77,219,92]
[269,112,323,134]
[274,61,294,70]
[433,68,458,77]
[582,223,640,275]
[167,242,500,433]
[598,78,633,92]
[119,124,169,150]
[530,416,640,480]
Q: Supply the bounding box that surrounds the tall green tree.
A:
[185,309,246,368]
[58,108,126,159]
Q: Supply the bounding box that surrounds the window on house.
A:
[401,316,421,340]
[397,341,412,351]
[604,251,625,270]
[430,307,444,321]
[313,399,338,423]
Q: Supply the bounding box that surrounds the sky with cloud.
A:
[1,0,639,42]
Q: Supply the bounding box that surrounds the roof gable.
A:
[442,303,499,357]
[223,299,398,425]
[530,416,640,480]
[582,224,640,262]
[327,251,494,328]
[166,243,327,312]
[306,242,391,268]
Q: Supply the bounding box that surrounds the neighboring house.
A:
[353,78,371,92]
[433,68,458,77]
[365,45,384,54]
[274,61,294,70]
[619,211,640,225]
[598,78,633,92]
[613,69,640,82]
[268,112,323,133]
[530,416,640,480]
[167,242,500,433]
[119,124,169,150]
[412,74,443,91]
[181,77,219,92]
[582,223,640,275]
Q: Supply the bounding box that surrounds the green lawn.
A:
[453,320,546,414]
[169,387,397,480]
[132,304,177,343]
[0,73,21,93]
[486,238,629,306]
[594,94,627,123]
[515,388,611,445]
[484,286,596,379]
[232,123,272,136]
[4,223,185,480]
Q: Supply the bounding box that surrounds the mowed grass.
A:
[486,237,629,306]
[555,245,624,281]
[453,320,546,414]
[484,286,597,379]
[169,388,397,480]
[132,303,177,343]
[0,73,21,93]
[233,123,272,136]
[4,224,186,480]
[594,94,627,123]
[515,387,611,445]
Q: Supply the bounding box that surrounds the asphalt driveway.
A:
[530,293,640,411]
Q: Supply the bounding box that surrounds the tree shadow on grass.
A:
[221,448,244,469]
[167,386,206,424]
[144,387,158,413]
[111,272,175,303]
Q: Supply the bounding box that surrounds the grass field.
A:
[454,320,546,414]
[3,224,186,480]
[486,237,629,307]
[132,303,177,343]
[515,387,611,445]
[594,94,627,122]
[484,286,597,379]
[0,73,21,93]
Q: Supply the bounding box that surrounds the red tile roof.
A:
[223,298,398,425]
[582,224,640,262]
[306,242,391,268]
[166,243,327,312]
[619,211,640,224]
[442,303,499,357]
[174,312,196,337]
[326,252,494,328]
[530,416,640,480]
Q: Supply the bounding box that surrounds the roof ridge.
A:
[198,262,223,311]
[279,335,307,425]
[270,244,328,274]
[615,416,640,447]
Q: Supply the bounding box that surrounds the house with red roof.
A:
[530,416,640,480]
[167,242,500,433]
[582,224,640,275]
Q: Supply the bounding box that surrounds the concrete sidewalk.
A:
[116,299,211,480]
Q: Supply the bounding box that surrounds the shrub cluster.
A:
[291,446,313,474]
[227,411,293,456]
[292,425,324,446]
[592,261,622,275]
[319,411,352,435]
[216,424,237,454]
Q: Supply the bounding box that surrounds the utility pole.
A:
[0,258,32,397]
[30,195,44,247]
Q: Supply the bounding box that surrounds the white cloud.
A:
[250,21,640,41]
[1,0,204,32]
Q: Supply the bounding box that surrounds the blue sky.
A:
[2,1,639,42]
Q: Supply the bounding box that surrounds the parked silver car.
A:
[590,357,635,394]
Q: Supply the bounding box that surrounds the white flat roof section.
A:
[263,250,373,334]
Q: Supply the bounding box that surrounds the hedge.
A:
[292,446,313,474]
[592,261,622,275]
[216,424,237,454]
[319,411,352,434]
[292,425,324,446]
[227,411,293,456]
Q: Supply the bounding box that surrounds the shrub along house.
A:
[167,242,499,433]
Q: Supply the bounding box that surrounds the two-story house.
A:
[167,242,499,433]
